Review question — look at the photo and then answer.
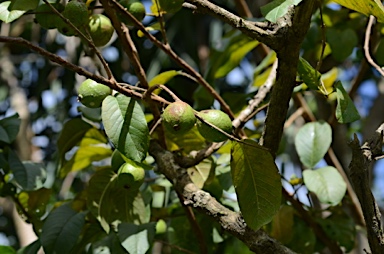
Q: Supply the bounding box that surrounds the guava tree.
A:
[0,0,384,253]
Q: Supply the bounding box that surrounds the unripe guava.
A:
[197,109,232,142]
[62,0,89,27]
[78,79,112,108]
[162,101,196,134]
[35,3,65,30]
[155,219,167,234]
[88,14,114,47]
[119,0,146,26]
[117,161,145,190]
[158,0,184,13]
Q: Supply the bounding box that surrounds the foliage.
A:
[0,0,383,253]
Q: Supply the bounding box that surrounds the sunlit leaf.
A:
[303,166,347,205]
[295,121,332,168]
[333,0,384,23]
[137,22,161,37]
[102,94,149,162]
[40,203,86,254]
[321,67,338,95]
[188,157,215,189]
[0,1,25,23]
[297,57,329,95]
[335,81,360,123]
[118,223,156,254]
[164,125,206,154]
[230,139,281,230]
[148,70,181,94]
[261,0,303,23]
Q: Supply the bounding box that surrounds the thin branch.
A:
[364,16,384,77]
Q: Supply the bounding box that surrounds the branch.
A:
[149,140,295,254]
[364,16,384,77]
[349,124,384,253]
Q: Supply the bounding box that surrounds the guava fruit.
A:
[78,79,112,108]
[197,109,232,142]
[117,161,145,190]
[119,0,146,26]
[88,14,114,47]
[162,101,196,134]
[62,0,89,27]
[35,3,65,30]
[155,219,167,234]
[158,0,184,13]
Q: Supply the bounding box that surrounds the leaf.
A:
[335,81,360,123]
[327,28,358,61]
[164,125,206,154]
[9,0,39,11]
[40,203,86,254]
[187,158,215,189]
[321,67,338,95]
[92,232,127,254]
[118,223,156,254]
[270,205,294,244]
[137,22,162,37]
[19,188,52,219]
[57,118,92,162]
[0,1,25,23]
[0,246,16,254]
[297,57,329,95]
[19,162,46,191]
[16,239,41,254]
[60,128,112,177]
[148,70,180,93]
[261,0,303,23]
[7,149,29,188]
[295,121,332,168]
[102,94,149,162]
[333,0,384,23]
[303,166,347,205]
[0,114,20,144]
[230,139,282,230]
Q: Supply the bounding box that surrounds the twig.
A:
[364,16,384,77]
[157,240,197,254]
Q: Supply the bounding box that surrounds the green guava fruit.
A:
[35,3,65,30]
[117,161,145,190]
[158,0,184,13]
[88,14,114,47]
[119,0,146,26]
[78,79,112,108]
[162,101,196,134]
[155,219,167,234]
[62,0,89,27]
[197,109,232,142]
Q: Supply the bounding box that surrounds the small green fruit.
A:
[88,14,114,47]
[117,161,145,190]
[35,3,65,30]
[197,109,232,142]
[78,79,112,108]
[62,0,89,27]
[155,219,167,234]
[119,0,146,26]
[158,0,184,13]
[162,101,196,134]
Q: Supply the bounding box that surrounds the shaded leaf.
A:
[261,0,303,23]
[0,246,16,254]
[0,1,25,23]
[102,94,149,162]
[0,114,20,144]
[40,204,86,254]
[16,239,41,254]
[164,125,206,154]
[9,0,39,11]
[333,0,384,23]
[295,121,332,168]
[118,222,156,254]
[270,205,294,244]
[286,216,316,254]
[335,81,360,123]
[57,118,92,162]
[92,232,127,254]
[327,28,358,61]
[230,139,281,230]
[297,57,329,95]
[303,166,347,205]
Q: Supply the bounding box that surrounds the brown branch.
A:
[364,16,384,77]
[349,124,384,253]
[149,140,295,254]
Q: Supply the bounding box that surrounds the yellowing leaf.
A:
[321,67,338,95]
[332,0,384,23]
[137,22,162,37]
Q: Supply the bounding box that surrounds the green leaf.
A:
[303,166,347,205]
[7,149,29,188]
[294,121,332,168]
[0,1,25,23]
[335,81,360,123]
[164,125,206,154]
[333,0,384,23]
[9,0,39,11]
[148,70,180,89]
[78,106,102,122]
[0,246,16,254]
[118,223,156,254]
[92,232,127,254]
[230,139,282,230]
[261,0,303,23]
[60,128,112,177]
[18,188,52,219]
[327,28,358,61]
[297,57,322,92]
[187,157,215,189]
[57,118,92,162]
[270,205,294,244]
[40,203,86,254]
[102,94,149,162]
[0,114,20,144]
[16,239,41,254]
[87,168,149,233]
[212,36,259,79]
[19,162,46,191]
[286,216,316,254]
